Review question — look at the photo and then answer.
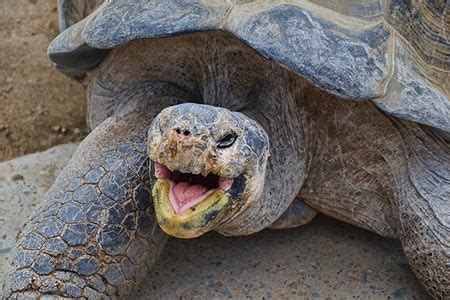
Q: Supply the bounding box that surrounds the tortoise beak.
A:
[151,163,233,239]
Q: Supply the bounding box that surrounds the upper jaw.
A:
[147,129,246,179]
[149,148,244,179]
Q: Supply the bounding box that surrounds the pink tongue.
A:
[170,182,211,214]
[174,182,208,203]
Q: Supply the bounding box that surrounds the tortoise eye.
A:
[217,133,238,148]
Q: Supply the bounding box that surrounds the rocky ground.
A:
[0,2,432,298]
[0,0,87,162]
[0,144,429,299]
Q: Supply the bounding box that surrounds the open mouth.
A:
[154,163,234,214]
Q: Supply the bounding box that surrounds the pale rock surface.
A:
[0,145,428,299]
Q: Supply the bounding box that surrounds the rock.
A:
[0,143,79,282]
[134,217,428,299]
[0,144,428,298]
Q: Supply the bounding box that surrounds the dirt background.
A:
[0,0,88,162]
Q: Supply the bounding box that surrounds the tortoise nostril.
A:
[174,128,191,137]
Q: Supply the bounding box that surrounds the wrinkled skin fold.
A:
[4,32,449,299]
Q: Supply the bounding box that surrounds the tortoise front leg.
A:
[4,98,177,298]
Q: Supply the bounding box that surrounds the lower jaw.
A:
[152,179,231,239]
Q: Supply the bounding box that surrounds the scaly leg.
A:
[4,95,178,298]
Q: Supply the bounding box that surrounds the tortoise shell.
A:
[50,0,449,132]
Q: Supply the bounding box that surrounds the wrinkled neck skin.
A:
[215,81,313,236]
[86,31,316,236]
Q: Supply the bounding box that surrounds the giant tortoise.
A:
[4,0,449,298]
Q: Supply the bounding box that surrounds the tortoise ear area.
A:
[243,126,269,158]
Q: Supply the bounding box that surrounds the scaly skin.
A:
[4,94,177,298]
[297,88,450,299]
[5,31,448,299]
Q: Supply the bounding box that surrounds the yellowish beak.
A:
[152,179,231,238]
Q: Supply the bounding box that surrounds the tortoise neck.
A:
[217,79,317,235]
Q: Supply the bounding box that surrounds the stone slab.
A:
[0,144,429,299]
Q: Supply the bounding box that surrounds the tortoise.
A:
[4,0,449,298]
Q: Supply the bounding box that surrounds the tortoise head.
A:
[147,103,269,238]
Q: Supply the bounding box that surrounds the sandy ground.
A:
[0,0,87,162]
